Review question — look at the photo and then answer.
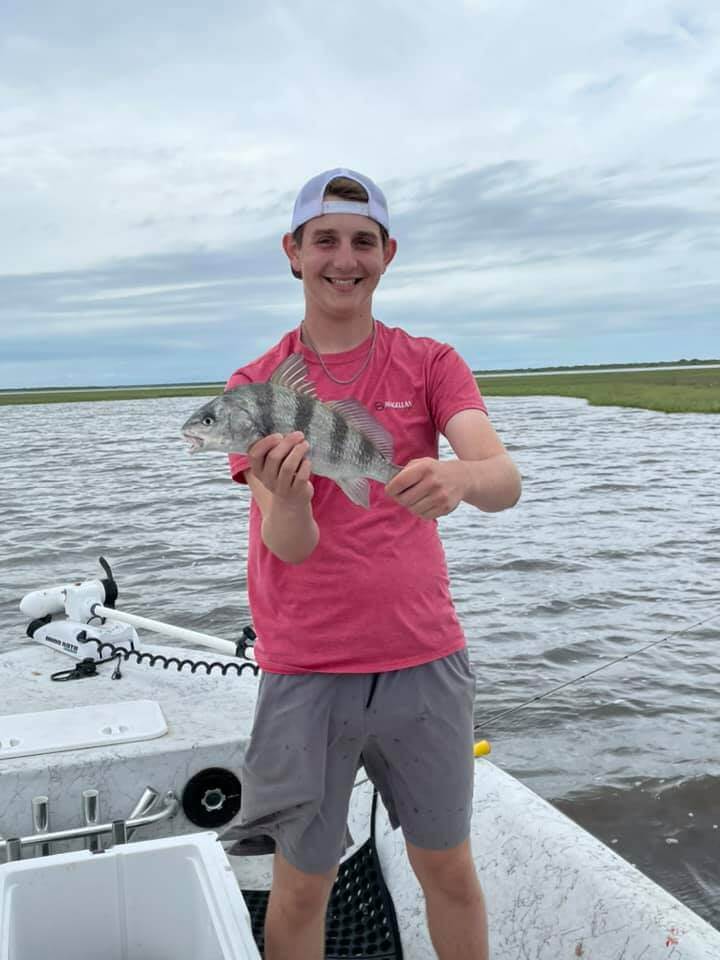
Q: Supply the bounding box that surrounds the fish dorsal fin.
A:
[270,353,317,398]
[329,399,395,462]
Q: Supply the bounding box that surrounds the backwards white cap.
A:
[290,168,390,233]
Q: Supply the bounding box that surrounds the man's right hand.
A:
[246,432,319,564]
[248,432,314,506]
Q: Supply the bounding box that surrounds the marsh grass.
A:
[2,368,718,413]
[477,367,720,414]
[0,385,222,405]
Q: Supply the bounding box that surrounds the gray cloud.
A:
[395,162,718,263]
[576,75,627,98]
[624,30,687,51]
[2,157,718,386]
[2,0,719,385]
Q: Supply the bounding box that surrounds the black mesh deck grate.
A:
[241,833,403,959]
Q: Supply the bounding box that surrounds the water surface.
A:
[1,394,718,926]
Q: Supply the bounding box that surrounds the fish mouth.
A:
[182,432,204,454]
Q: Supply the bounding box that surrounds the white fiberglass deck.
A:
[2,641,720,958]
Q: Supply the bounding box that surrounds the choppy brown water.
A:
[1,394,718,926]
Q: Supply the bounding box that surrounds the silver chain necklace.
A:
[300,321,377,386]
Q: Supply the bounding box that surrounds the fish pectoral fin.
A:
[270,353,318,399]
[328,399,395,462]
[336,477,371,508]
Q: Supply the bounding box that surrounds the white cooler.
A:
[0,832,259,960]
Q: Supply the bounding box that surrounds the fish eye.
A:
[202,415,215,426]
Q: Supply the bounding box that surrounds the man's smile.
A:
[324,277,362,288]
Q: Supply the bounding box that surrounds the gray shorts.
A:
[235,649,477,874]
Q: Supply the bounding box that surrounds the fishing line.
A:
[473,609,720,733]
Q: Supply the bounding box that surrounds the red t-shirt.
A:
[227,320,487,674]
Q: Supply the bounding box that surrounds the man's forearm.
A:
[262,499,319,564]
[456,453,522,512]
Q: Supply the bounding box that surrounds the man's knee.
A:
[269,851,337,921]
[406,838,482,905]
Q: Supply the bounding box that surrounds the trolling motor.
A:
[20,556,118,620]
[21,557,138,661]
[22,557,135,661]
[19,557,257,672]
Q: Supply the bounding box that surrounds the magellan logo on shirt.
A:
[375,399,414,411]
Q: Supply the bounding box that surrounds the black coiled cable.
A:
[88,637,259,677]
[50,631,260,681]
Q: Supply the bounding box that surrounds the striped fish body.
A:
[239,382,398,485]
[182,353,401,507]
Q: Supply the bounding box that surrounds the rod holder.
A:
[0,789,178,858]
[111,820,128,845]
[127,786,159,840]
[82,790,101,852]
[31,796,50,857]
[5,838,22,863]
[129,786,159,820]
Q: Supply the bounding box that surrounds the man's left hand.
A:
[385,458,469,520]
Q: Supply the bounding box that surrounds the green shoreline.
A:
[476,366,719,414]
[2,364,718,414]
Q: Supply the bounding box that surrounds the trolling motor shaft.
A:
[90,604,239,658]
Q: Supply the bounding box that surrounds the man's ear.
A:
[382,236,398,272]
[282,233,302,278]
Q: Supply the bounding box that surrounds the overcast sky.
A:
[2,0,719,388]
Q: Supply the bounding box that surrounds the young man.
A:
[226,168,521,960]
